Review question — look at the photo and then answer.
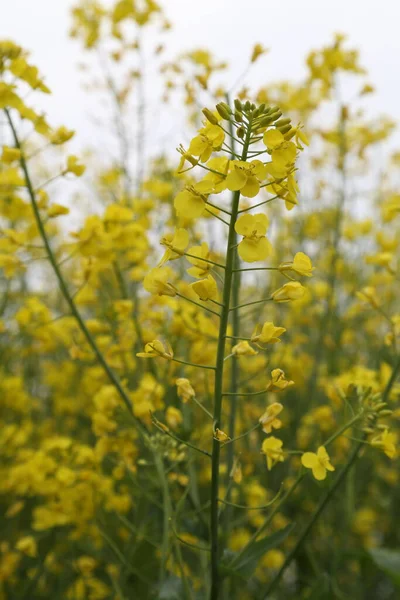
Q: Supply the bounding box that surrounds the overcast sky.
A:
[2,0,400,155]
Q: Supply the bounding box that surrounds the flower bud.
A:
[269,110,282,121]
[277,123,292,134]
[234,110,243,122]
[202,108,218,125]
[275,118,291,128]
[234,99,243,111]
[237,126,245,139]
[379,410,393,417]
[216,102,231,120]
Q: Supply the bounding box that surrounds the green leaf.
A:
[222,523,295,580]
[369,547,400,587]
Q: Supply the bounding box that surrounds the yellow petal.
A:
[226,167,247,191]
[301,452,318,469]
[241,176,260,198]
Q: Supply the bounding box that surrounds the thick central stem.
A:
[209,123,251,600]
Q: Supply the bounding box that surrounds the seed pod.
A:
[202,108,218,125]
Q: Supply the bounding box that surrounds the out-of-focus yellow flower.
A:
[65,155,85,177]
[356,286,380,308]
[214,428,230,442]
[232,341,258,356]
[301,446,335,481]
[261,437,284,470]
[279,252,315,277]
[190,274,218,301]
[166,407,183,429]
[176,378,195,403]
[251,322,286,345]
[159,228,189,266]
[15,536,37,558]
[137,340,173,360]
[259,402,283,434]
[371,429,397,459]
[251,43,268,63]
[267,369,294,392]
[271,281,305,302]
[143,267,177,297]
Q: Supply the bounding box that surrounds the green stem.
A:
[5,109,145,433]
[209,117,252,600]
[176,292,221,317]
[154,455,172,585]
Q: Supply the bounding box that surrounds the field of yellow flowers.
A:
[1,2,400,599]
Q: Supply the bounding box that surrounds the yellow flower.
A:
[225,160,267,198]
[214,428,230,442]
[158,228,189,266]
[50,126,75,145]
[176,145,198,172]
[15,536,37,558]
[301,446,335,481]
[263,129,297,176]
[188,122,225,162]
[143,267,177,297]
[176,378,195,403]
[166,407,183,429]
[65,155,86,176]
[186,242,214,278]
[259,402,284,434]
[232,341,258,356]
[47,203,70,218]
[174,185,207,220]
[251,322,286,345]
[271,281,305,302]
[136,340,173,360]
[356,286,380,309]
[1,146,21,163]
[267,369,294,392]
[279,252,314,277]
[190,274,218,301]
[251,43,268,63]
[261,437,284,470]
[371,429,397,459]
[235,213,272,262]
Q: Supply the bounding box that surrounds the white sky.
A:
[2,0,400,155]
